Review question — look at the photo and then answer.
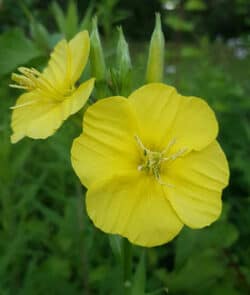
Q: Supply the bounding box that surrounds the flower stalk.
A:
[122,238,133,295]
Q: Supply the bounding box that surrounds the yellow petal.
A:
[71,97,139,188]
[167,96,218,151]
[86,172,183,247]
[11,80,94,143]
[129,83,179,148]
[129,83,218,151]
[41,39,71,93]
[62,78,95,116]
[163,141,229,228]
[69,31,90,84]
[11,92,52,143]
[38,31,90,96]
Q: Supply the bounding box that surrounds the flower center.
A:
[9,67,76,109]
[134,135,187,186]
[10,67,41,91]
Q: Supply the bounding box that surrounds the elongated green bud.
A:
[116,27,132,95]
[90,17,106,81]
[117,27,132,77]
[146,13,165,83]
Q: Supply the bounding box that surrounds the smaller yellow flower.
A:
[10,31,95,143]
[71,83,229,247]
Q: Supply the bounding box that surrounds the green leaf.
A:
[175,205,239,268]
[79,2,95,31]
[65,0,79,39]
[180,46,202,58]
[30,21,50,52]
[211,284,239,295]
[0,28,40,76]
[146,288,168,295]
[167,250,225,292]
[185,0,206,11]
[51,1,66,35]
[131,250,146,295]
[42,257,70,279]
[165,15,194,32]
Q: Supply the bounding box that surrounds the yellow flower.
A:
[10,31,95,143]
[71,83,229,247]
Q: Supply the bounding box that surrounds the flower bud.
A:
[146,13,165,83]
[116,27,132,95]
[90,17,106,82]
[117,27,132,77]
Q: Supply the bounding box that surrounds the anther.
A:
[10,67,40,91]
[18,67,40,77]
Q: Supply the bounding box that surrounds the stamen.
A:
[134,135,149,154]
[10,67,40,91]
[163,147,188,162]
[162,138,177,154]
[10,66,65,101]
[9,84,30,90]
[10,62,75,103]
[10,100,36,109]
[134,135,187,187]
[18,67,40,77]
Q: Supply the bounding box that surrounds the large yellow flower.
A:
[71,83,229,247]
[10,31,95,143]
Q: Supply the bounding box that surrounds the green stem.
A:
[122,238,133,295]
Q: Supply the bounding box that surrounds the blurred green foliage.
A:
[1,0,250,40]
[0,29,41,76]
[0,0,250,294]
[51,0,94,39]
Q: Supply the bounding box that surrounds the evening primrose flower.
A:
[71,83,229,247]
[10,31,95,143]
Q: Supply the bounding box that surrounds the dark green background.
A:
[0,0,250,294]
